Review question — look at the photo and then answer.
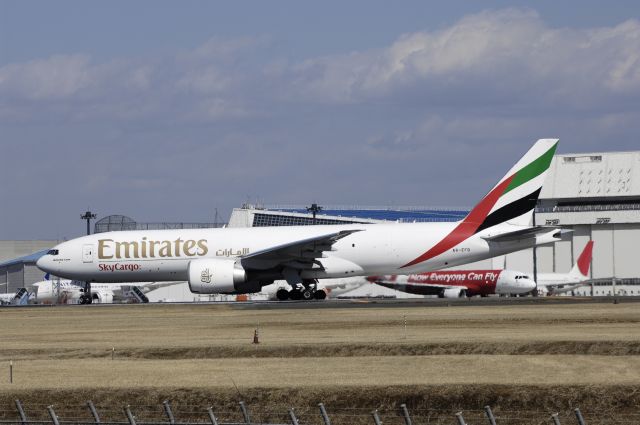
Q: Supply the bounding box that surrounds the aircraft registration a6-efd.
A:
[38,139,564,303]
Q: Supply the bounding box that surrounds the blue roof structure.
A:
[271,208,469,223]
[0,249,49,268]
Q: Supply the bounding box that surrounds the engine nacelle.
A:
[439,288,467,298]
[188,258,248,294]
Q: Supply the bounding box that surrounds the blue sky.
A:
[1,1,640,239]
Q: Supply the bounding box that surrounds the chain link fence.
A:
[1,400,638,425]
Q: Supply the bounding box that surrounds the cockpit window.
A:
[47,249,59,255]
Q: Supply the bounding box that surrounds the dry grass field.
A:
[0,301,638,424]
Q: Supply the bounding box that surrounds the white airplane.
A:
[535,240,594,295]
[31,278,184,304]
[0,288,30,306]
[37,139,564,303]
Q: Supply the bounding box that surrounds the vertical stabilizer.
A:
[569,241,594,278]
[459,138,559,234]
[401,139,559,268]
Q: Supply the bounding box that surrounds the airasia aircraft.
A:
[37,139,562,303]
[370,241,594,298]
[369,270,536,297]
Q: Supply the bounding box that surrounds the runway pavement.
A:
[4,295,639,310]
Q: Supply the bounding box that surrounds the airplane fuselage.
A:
[37,222,554,285]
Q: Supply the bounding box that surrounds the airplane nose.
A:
[526,280,537,291]
[36,256,51,272]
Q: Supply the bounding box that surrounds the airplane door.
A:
[82,244,95,263]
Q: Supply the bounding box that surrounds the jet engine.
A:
[188,258,259,294]
[439,288,467,298]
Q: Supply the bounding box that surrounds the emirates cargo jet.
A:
[370,241,594,298]
[37,139,563,303]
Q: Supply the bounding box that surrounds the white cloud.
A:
[287,9,640,108]
[0,55,93,100]
[3,12,640,119]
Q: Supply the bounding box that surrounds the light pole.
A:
[79,210,97,305]
[306,203,323,225]
[80,210,97,235]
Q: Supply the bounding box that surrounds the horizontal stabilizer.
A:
[482,227,570,243]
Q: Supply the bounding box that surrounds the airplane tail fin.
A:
[400,139,558,268]
[569,240,594,278]
[463,138,558,232]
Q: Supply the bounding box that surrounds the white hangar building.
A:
[530,150,640,295]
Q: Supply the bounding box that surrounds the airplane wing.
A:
[240,230,362,270]
[482,226,567,243]
[374,280,468,297]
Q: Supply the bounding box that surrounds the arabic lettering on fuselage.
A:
[215,247,250,257]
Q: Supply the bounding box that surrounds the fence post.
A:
[574,408,586,425]
[239,401,251,424]
[15,399,27,425]
[163,400,176,424]
[551,413,561,425]
[455,411,466,425]
[372,409,382,425]
[400,404,412,425]
[484,405,497,425]
[124,405,137,425]
[87,401,101,424]
[207,407,219,425]
[288,408,300,425]
[318,403,332,425]
[47,405,61,425]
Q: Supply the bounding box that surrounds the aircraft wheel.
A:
[301,288,314,301]
[276,289,289,301]
[79,295,88,304]
[289,290,302,300]
[314,290,327,300]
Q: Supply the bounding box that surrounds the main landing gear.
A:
[276,279,327,301]
[79,281,93,304]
